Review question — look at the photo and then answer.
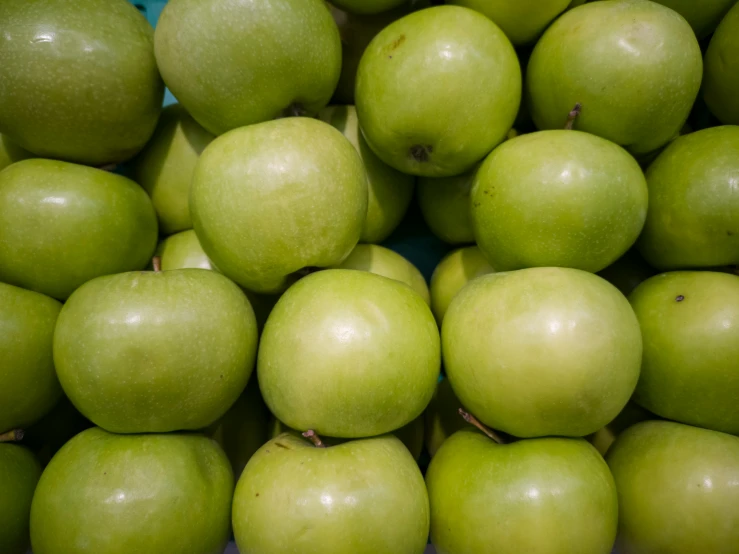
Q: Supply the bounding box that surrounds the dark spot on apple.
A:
[219,374,223,379]
[275,441,290,449]
[256,493,260,497]
[388,55,392,59]
[409,144,432,163]
[676,295,685,302]
[389,34,406,50]
[728,230,734,236]
[473,202,481,208]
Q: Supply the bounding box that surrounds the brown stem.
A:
[0,429,24,442]
[459,409,505,444]
[152,256,162,273]
[302,430,326,448]
[564,103,582,130]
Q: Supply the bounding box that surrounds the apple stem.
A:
[302,430,326,448]
[0,429,24,443]
[152,256,162,273]
[564,103,582,130]
[458,409,505,444]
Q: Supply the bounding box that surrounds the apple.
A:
[258,269,440,438]
[587,402,654,456]
[426,428,617,554]
[155,0,341,135]
[652,0,738,38]
[429,246,495,325]
[527,0,702,155]
[703,3,739,125]
[637,126,739,270]
[0,444,41,554]
[30,427,233,554]
[232,433,429,554]
[629,271,739,435]
[443,267,642,438]
[0,283,62,435]
[53,268,258,434]
[0,0,163,166]
[332,244,430,304]
[0,134,29,171]
[606,420,739,554]
[332,0,408,15]
[356,5,521,177]
[417,169,476,245]
[471,130,648,273]
[424,377,470,457]
[0,159,158,300]
[132,104,215,235]
[447,0,571,45]
[596,249,656,297]
[191,117,368,294]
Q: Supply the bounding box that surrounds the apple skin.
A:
[427,429,617,554]
[606,420,739,554]
[30,427,233,554]
[443,267,642,438]
[53,269,258,434]
[429,246,495,325]
[587,402,654,457]
[155,0,341,135]
[232,433,429,554]
[332,0,408,15]
[703,3,739,125]
[417,169,476,245]
[356,5,521,177]
[0,159,158,300]
[527,0,702,155]
[332,244,430,304]
[653,0,738,38]
[191,117,368,294]
[637,126,739,270]
[0,444,41,554]
[258,269,440,438]
[472,130,648,273]
[596,249,656,297]
[0,135,30,171]
[628,271,739,435]
[0,283,62,435]
[0,0,163,166]
[424,377,471,457]
[132,104,215,235]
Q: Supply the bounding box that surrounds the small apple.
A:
[587,402,654,456]
[596,249,656,297]
[424,377,470,457]
[0,443,42,554]
[703,3,739,125]
[652,0,737,38]
[417,169,476,245]
[0,134,29,171]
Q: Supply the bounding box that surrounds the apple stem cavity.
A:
[458,409,505,444]
[152,256,162,273]
[564,103,582,130]
[302,429,326,448]
[409,144,433,163]
[0,428,24,442]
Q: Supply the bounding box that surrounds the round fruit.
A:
[0,444,41,554]
[652,0,737,38]
[703,2,739,124]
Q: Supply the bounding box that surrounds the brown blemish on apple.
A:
[389,34,406,51]
[676,295,685,302]
[409,144,433,163]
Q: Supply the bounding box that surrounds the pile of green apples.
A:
[1,0,738,553]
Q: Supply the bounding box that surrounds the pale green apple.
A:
[443,268,642,438]
[30,428,233,554]
[424,377,470,457]
[703,3,739,125]
[319,105,414,243]
[606,421,739,554]
[427,429,617,554]
[0,0,163,166]
[429,246,494,325]
[417,169,476,245]
[629,271,739,435]
[653,0,737,38]
[0,159,158,300]
[233,433,429,554]
[596,249,656,297]
[637,126,739,269]
[447,0,571,45]
[155,0,341,135]
[356,5,521,177]
[332,244,430,304]
[527,0,702,155]
[258,269,440,438]
[191,118,368,294]
[53,269,258,434]
[0,134,30,171]
[332,0,408,15]
[0,444,41,554]
[587,402,654,457]
[132,104,215,235]
[471,130,648,273]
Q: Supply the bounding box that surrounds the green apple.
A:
[0,444,41,554]
[0,159,158,300]
[332,0,408,15]
[191,117,368,294]
[417,169,476,245]
[606,420,739,554]
[596,249,656,297]
[356,5,521,177]
[0,0,163,166]
[332,244,430,304]
[30,427,233,554]
[0,134,29,171]
[232,433,429,554]
[429,246,495,325]
[629,271,739,435]
[471,130,648,273]
[258,269,440,438]
[652,0,738,38]
[567,0,588,7]
[319,105,414,243]
[527,0,702,155]
[393,416,425,461]
[637,126,739,270]
[424,377,470,457]
[427,428,617,554]
[703,3,739,125]
[132,104,215,235]
[155,0,340,135]
[447,0,571,45]
[587,402,654,456]
[0,283,61,435]
[443,267,642,438]
[53,269,258,434]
